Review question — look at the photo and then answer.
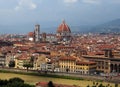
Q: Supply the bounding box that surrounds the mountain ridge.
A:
[89,18,120,33]
[1,18,120,34]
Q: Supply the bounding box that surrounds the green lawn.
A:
[0,72,116,87]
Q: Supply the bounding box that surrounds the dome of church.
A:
[57,20,71,33]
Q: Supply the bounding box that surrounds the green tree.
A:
[0,77,35,87]
[7,82,34,87]
[9,77,24,83]
[30,56,35,66]
[87,85,90,87]
[23,62,33,72]
[23,56,35,71]
[98,83,104,87]
[9,60,15,67]
[115,83,118,87]
[48,81,54,87]
[0,79,8,86]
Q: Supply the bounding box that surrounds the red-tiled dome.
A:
[57,20,71,33]
[28,32,34,37]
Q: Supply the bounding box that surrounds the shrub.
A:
[9,77,24,83]
[0,77,35,87]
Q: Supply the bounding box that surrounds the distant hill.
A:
[40,25,93,34]
[1,19,120,34]
[70,25,93,33]
[64,18,120,33]
[89,19,120,33]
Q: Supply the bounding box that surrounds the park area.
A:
[0,72,118,87]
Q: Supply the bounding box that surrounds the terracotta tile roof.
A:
[36,81,75,87]
[35,43,47,47]
[76,61,96,65]
[28,32,34,37]
[57,46,75,50]
[19,46,30,51]
[95,51,104,55]
[59,56,76,61]
[98,44,115,50]
[18,53,30,60]
[36,82,48,86]
[35,50,50,53]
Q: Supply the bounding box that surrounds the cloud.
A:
[15,0,37,11]
[63,0,78,4]
[82,0,100,4]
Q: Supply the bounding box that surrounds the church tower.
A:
[34,24,40,42]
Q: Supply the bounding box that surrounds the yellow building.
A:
[59,56,76,73]
[59,56,96,74]
[76,61,96,75]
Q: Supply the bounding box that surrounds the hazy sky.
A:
[0,0,120,33]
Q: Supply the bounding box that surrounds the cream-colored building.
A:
[34,54,47,70]
[15,54,30,69]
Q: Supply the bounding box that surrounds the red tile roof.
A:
[18,53,30,60]
[36,81,76,87]
[60,56,76,61]
[98,44,115,50]
[76,61,96,65]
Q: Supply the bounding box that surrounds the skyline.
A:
[0,0,120,33]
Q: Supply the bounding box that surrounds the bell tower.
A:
[34,24,40,42]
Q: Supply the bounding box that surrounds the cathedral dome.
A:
[57,20,71,33]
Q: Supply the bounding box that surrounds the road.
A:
[0,67,120,84]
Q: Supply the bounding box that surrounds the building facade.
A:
[83,55,120,74]
[59,56,96,74]
[59,56,76,73]
[0,54,6,67]
[76,61,96,75]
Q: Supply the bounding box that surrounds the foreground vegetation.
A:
[0,77,118,87]
[0,71,117,87]
[0,69,85,81]
[0,77,35,87]
[0,70,103,82]
[86,81,118,87]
